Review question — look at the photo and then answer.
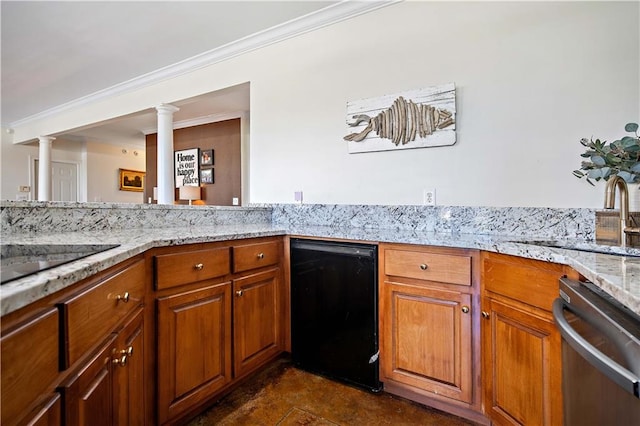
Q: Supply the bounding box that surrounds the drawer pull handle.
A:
[482,311,490,319]
[257,253,265,259]
[194,263,204,270]
[120,346,134,357]
[461,306,470,314]
[113,355,128,367]
[116,292,130,303]
[419,263,428,270]
[236,290,244,297]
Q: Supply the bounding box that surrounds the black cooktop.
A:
[1,244,120,284]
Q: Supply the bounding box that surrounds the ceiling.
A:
[1,1,341,145]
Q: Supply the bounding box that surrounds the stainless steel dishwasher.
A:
[290,238,382,392]
[553,277,640,425]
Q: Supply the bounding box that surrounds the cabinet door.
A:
[233,268,282,377]
[113,309,145,426]
[381,281,473,403]
[482,297,562,425]
[157,282,232,424]
[62,334,117,426]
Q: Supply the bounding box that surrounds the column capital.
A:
[38,136,56,143]
[155,104,180,114]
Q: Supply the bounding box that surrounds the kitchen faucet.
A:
[604,176,640,247]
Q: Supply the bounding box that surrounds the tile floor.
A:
[186,357,475,425]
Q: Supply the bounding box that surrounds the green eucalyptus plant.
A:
[573,122,640,186]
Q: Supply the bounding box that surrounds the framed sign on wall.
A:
[174,148,200,187]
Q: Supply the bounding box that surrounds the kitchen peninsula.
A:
[1,201,638,425]
[2,201,638,316]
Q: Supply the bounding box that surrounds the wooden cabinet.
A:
[156,283,232,423]
[62,334,117,426]
[1,308,60,425]
[382,281,473,402]
[22,393,62,426]
[59,259,146,367]
[481,252,576,425]
[1,256,148,426]
[233,268,282,377]
[113,307,146,426]
[61,308,145,426]
[379,243,485,424]
[153,237,285,424]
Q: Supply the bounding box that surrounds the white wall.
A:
[5,2,639,208]
[0,132,146,203]
[0,133,84,201]
[85,141,146,203]
[1,129,38,200]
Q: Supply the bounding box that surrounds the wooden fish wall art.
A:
[344,83,456,154]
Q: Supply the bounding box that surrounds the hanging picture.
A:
[201,149,214,166]
[119,168,145,192]
[174,148,200,187]
[343,83,456,154]
[200,168,214,184]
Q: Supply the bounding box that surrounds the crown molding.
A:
[10,1,398,129]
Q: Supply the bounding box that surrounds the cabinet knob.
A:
[419,263,428,270]
[194,263,204,270]
[482,311,490,319]
[116,292,130,303]
[113,354,128,367]
[257,253,265,260]
[120,346,134,357]
[236,290,244,297]
[461,306,470,314]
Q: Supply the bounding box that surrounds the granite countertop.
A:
[2,224,638,317]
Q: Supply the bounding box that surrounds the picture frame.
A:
[119,168,145,192]
[200,168,214,184]
[201,149,214,166]
[175,148,200,187]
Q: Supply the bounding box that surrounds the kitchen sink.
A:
[1,244,120,284]
[515,240,640,257]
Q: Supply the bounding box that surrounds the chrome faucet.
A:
[604,176,640,247]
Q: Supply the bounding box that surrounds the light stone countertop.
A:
[2,225,638,317]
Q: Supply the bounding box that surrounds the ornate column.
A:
[155,104,179,204]
[37,136,55,201]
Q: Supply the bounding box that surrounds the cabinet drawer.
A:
[1,308,60,424]
[385,249,471,286]
[61,260,145,367]
[482,254,563,311]
[233,241,279,273]
[155,247,230,290]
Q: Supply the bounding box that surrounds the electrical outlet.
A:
[19,185,31,192]
[232,197,239,206]
[294,191,303,203]
[424,189,436,206]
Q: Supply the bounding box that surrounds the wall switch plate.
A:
[19,185,30,192]
[232,197,239,206]
[294,191,303,203]
[424,189,436,206]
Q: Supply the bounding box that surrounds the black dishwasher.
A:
[290,238,382,392]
